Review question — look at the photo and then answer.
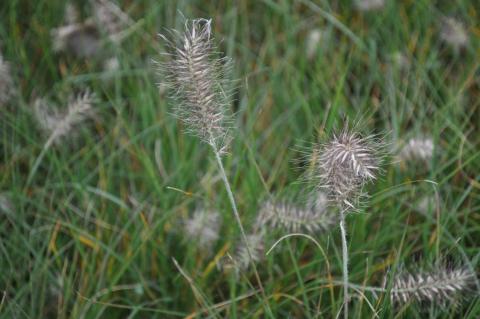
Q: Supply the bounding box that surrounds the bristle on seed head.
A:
[391,266,476,306]
[256,193,337,234]
[314,125,384,210]
[159,18,234,154]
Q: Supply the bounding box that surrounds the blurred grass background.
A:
[1,0,479,318]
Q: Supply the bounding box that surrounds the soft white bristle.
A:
[183,208,222,252]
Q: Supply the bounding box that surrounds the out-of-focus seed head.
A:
[315,125,384,210]
[234,233,264,271]
[159,18,234,154]
[183,208,222,252]
[440,18,468,50]
[64,3,79,25]
[0,54,14,106]
[51,22,101,58]
[256,192,337,234]
[34,90,97,146]
[91,0,132,42]
[354,0,385,12]
[397,137,434,163]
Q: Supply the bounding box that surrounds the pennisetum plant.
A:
[312,124,385,318]
[158,18,273,315]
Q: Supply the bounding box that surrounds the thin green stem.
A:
[339,210,349,319]
[210,142,274,318]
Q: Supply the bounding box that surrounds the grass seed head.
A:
[34,90,97,146]
[234,232,264,271]
[183,208,222,252]
[397,137,434,163]
[159,18,234,154]
[391,266,476,306]
[355,0,385,11]
[440,18,468,50]
[315,125,384,210]
[0,54,14,106]
[256,192,337,234]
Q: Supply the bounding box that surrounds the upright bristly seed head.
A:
[315,126,383,209]
[159,19,233,153]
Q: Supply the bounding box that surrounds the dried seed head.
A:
[0,54,14,106]
[103,56,120,72]
[354,0,385,11]
[51,22,101,58]
[234,233,264,271]
[440,18,468,50]
[159,18,234,153]
[397,137,434,163]
[305,29,322,60]
[34,90,96,146]
[183,208,222,252]
[315,126,384,209]
[91,0,132,42]
[64,3,79,25]
[391,267,476,306]
[256,192,337,234]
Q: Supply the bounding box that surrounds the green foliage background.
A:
[1,0,479,318]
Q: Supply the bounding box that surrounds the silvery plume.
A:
[159,19,234,154]
[391,266,476,306]
[397,137,434,163]
[0,53,14,106]
[51,20,100,58]
[440,17,468,50]
[305,29,324,60]
[91,0,132,43]
[354,0,385,11]
[64,3,79,25]
[34,90,96,149]
[314,125,384,210]
[234,232,264,271]
[256,192,337,234]
[183,208,222,252]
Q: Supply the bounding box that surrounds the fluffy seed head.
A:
[51,22,100,58]
[159,19,233,153]
[305,29,322,60]
[440,18,468,50]
[64,3,79,25]
[183,208,222,252]
[355,0,385,11]
[234,233,264,271]
[256,192,337,234]
[397,137,434,163]
[34,90,96,146]
[391,267,476,306]
[315,126,384,209]
[91,0,131,42]
[0,54,14,106]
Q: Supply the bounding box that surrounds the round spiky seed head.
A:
[315,125,384,209]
